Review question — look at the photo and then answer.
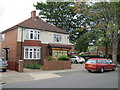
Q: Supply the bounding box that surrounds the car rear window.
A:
[86,60,97,64]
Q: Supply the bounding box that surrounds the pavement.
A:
[0,64,85,84]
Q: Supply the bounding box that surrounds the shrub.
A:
[58,55,69,61]
[25,63,43,69]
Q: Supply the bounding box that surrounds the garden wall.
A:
[44,61,71,70]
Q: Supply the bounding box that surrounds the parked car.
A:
[70,56,85,64]
[85,58,116,73]
[0,58,8,72]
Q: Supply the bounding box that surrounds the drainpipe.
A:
[20,27,23,60]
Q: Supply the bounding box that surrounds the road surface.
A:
[2,69,118,88]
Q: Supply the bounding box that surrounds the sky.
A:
[0,0,45,32]
[0,0,119,32]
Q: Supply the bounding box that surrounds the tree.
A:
[34,2,77,32]
[34,2,93,52]
[93,2,120,65]
[75,32,96,52]
[74,1,120,65]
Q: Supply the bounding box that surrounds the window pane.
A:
[34,49,37,58]
[25,48,29,59]
[63,51,67,56]
[25,48,28,52]
[34,31,38,40]
[37,52,40,58]
[37,31,40,40]
[25,52,28,58]
[52,50,58,58]
[30,52,32,58]
[30,33,33,39]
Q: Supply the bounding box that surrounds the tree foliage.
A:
[75,32,96,52]
[34,2,77,32]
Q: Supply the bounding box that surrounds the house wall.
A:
[17,27,73,64]
[98,47,112,56]
[40,30,69,44]
[2,29,18,61]
[0,33,2,58]
[17,28,70,45]
[1,29,18,70]
[16,27,74,66]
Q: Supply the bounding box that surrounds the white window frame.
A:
[54,34,62,42]
[1,34,5,41]
[24,47,41,60]
[24,29,40,41]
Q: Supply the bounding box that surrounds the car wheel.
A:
[74,60,78,64]
[100,67,104,73]
[2,69,7,72]
[112,66,116,71]
[87,70,92,72]
[80,62,83,64]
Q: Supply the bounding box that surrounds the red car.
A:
[85,58,116,73]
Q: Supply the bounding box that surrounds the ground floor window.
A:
[24,47,41,59]
[52,50,67,58]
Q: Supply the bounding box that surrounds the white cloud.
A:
[0,0,45,32]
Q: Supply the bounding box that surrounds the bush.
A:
[25,63,43,69]
[58,55,69,61]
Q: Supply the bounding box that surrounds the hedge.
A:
[58,55,70,61]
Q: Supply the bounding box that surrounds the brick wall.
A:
[24,60,42,66]
[0,33,1,57]
[69,45,75,53]
[44,61,71,70]
[98,46,112,56]
[1,29,18,70]
[41,44,50,63]
[23,40,41,46]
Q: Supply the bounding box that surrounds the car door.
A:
[70,56,76,62]
[108,60,115,69]
[102,60,109,70]
[104,60,111,70]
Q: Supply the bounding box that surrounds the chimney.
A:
[31,10,36,19]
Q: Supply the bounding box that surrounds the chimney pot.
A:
[31,11,36,19]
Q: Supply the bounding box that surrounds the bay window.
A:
[24,47,41,59]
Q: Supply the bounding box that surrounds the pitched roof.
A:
[3,11,68,34]
[18,18,68,34]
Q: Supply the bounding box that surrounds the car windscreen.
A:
[78,56,82,58]
[86,60,97,64]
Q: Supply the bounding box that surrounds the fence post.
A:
[18,60,24,72]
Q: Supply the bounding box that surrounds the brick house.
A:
[0,11,74,70]
[97,41,120,57]
[97,41,120,63]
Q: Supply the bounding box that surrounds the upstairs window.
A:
[54,34,62,42]
[24,29,40,40]
[1,34,5,41]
